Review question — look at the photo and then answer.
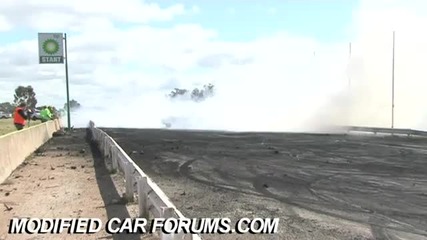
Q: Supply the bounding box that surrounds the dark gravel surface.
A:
[103,128,427,240]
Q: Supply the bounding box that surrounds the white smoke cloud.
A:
[3,0,427,132]
[67,41,349,132]
[345,0,427,130]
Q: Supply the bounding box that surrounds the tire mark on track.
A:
[250,173,426,237]
[109,130,427,238]
[145,152,425,237]
[179,159,266,198]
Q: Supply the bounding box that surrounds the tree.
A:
[14,85,37,108]
[168,83,215,102]
[0,102,14,113]
[64,99,81,112]
[191,83,214,102]
[168,88,188,98]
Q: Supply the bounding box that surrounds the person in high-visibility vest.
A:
[13,102,31,130]
[40,106,53,123]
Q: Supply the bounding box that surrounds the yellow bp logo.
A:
[43,39,59,55]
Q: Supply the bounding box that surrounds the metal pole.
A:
[348,42,352,87]
[64,33,71,131]
[391,31,395,129]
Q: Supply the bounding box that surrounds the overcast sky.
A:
[1,0,427,130]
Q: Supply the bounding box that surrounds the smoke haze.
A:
[64,1,427,132]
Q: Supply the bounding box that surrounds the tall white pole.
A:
[348,42,352,88]
[391,31,395,129]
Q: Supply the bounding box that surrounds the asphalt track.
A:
[103,128,427,240]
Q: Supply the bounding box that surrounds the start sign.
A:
[38,33,64,64]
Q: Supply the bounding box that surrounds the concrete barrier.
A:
[88,121,202,240]
[0,119,62,183]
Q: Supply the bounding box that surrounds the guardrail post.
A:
[100,134,105,152]
[136,176,149,219]
[93,129,98,141]
[117,154,124,173]
[103,137,109,158]
[111,146,118,171]
[160,207,176,240]
[124,161,134,202]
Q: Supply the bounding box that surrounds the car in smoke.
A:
[0,111,12,119]
[162,118,174,128]
[161,116,194,129]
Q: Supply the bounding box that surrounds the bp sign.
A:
[38,33,64,64]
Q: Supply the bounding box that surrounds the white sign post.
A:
[38,32,71,130]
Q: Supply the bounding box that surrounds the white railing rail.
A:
[342,126,427,137]
[88,121,202,240]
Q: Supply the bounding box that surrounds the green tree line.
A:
[0,85,81,114]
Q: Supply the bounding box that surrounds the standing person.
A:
[40,106,53,123]
[13,102,31,130]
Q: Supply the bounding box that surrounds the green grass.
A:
[0,118,43,136]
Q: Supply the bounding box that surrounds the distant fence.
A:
[0,119,62,183]
[343,126,427,137]
[88,121,202,240]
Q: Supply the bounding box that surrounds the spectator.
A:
[40,106,53,123]
[13,102,31,130]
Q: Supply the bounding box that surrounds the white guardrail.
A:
[343,126,427,137]
[88,121,202,240]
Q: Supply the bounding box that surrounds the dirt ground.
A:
[104,128,427,240]
[0,130,156,240]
